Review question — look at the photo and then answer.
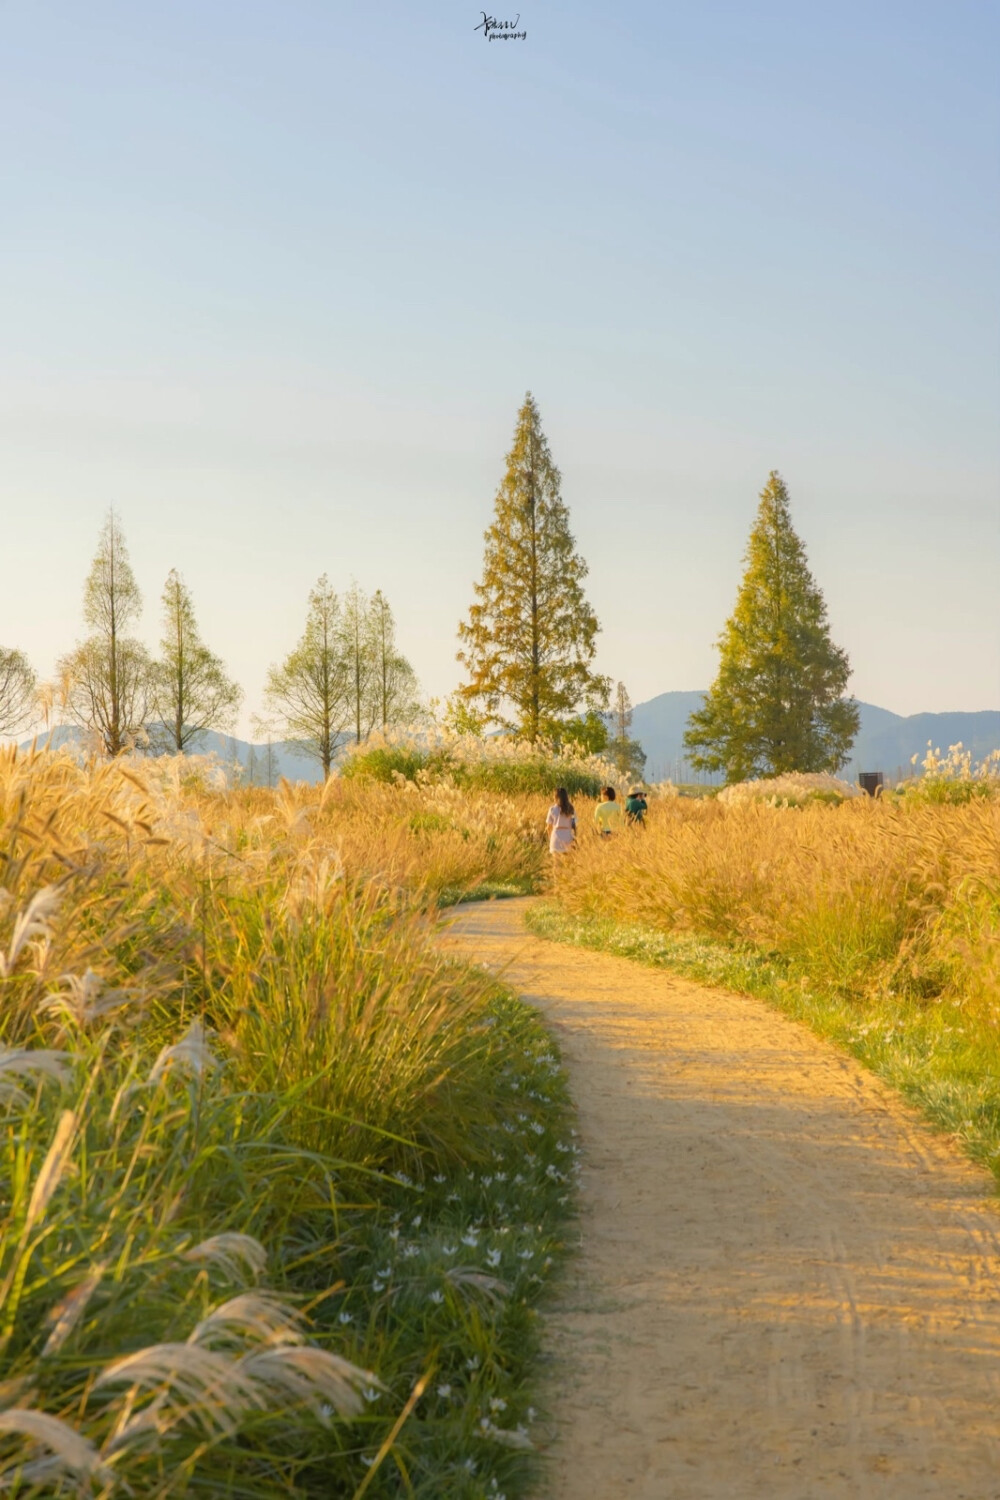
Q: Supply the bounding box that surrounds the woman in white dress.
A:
[546,786,577,855]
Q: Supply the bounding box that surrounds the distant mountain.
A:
[18,700,1000,789]
[17,726,326,785]
[629,692,1000,785]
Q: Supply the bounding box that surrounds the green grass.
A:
[525,902,1000,1187]
[0,964,574,1500]
[437,878,540,908]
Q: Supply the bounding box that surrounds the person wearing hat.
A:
[625,787,648,826]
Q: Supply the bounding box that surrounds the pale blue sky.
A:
[1,0,997,733]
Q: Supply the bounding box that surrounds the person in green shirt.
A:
[594,785,624,837]
[625,788,648,826]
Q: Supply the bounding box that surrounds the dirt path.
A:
[441,899,1000,1500]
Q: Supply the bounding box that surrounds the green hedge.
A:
[341,745,603,798]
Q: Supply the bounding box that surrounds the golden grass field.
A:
[2,735,998,1496]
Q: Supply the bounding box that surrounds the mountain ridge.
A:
[16,697,1000,788]
[630,692,1000,784]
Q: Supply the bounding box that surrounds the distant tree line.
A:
[2,400,860,788]
[2,512,419,779]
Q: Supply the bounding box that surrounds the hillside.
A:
[16,725,326,785]
[631,693,1000,785]
[17,700,1000,788]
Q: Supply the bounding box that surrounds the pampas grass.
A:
[0,745,573,1497]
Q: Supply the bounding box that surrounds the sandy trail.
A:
[440,899,1000,1500]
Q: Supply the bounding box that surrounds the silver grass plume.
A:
[41,1264,106,1357]
[44,969,140,1026]
[0,1049,72,1108]
[445,1266,509,1304]
[238,1346,376,1420]
[148,1021,215,1084]
[182,1233,268,1285]
[24,1111,76,1235]
[0,887,61,977]
[95,1342,266,1437]
[0,1408,110,1489]
[188,1292,304,1351]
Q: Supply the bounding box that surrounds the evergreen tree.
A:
[369,590,420,731]
[59,511,152,756]
[457,393,608,741]
[607,681,647,779]
[264,576,350,778]
[0,647,37,737]
[152,570,243,752]
[684,471,859,781]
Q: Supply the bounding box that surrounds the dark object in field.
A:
[859,771,884,798]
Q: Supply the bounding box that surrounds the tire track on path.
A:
[440,898,1000,1500]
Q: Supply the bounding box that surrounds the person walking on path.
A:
[546,786,577,856]
[625,787,648,826]
[594,785,624,838]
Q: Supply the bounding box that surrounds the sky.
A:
[1,0,997,736]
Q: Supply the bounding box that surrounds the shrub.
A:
[339,728,618,800]
[897,742,1000,805]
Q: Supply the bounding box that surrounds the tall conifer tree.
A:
[684,471,859,781]
[608,680,646,779]
[457,393,608,741]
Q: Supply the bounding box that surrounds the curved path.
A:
[441,899,1000,1500]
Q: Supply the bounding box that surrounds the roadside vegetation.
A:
[0,745,578,1498]
[529,749,1000,1177]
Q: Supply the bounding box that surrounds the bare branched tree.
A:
[59,511,152,756]
[0,648,37,737]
